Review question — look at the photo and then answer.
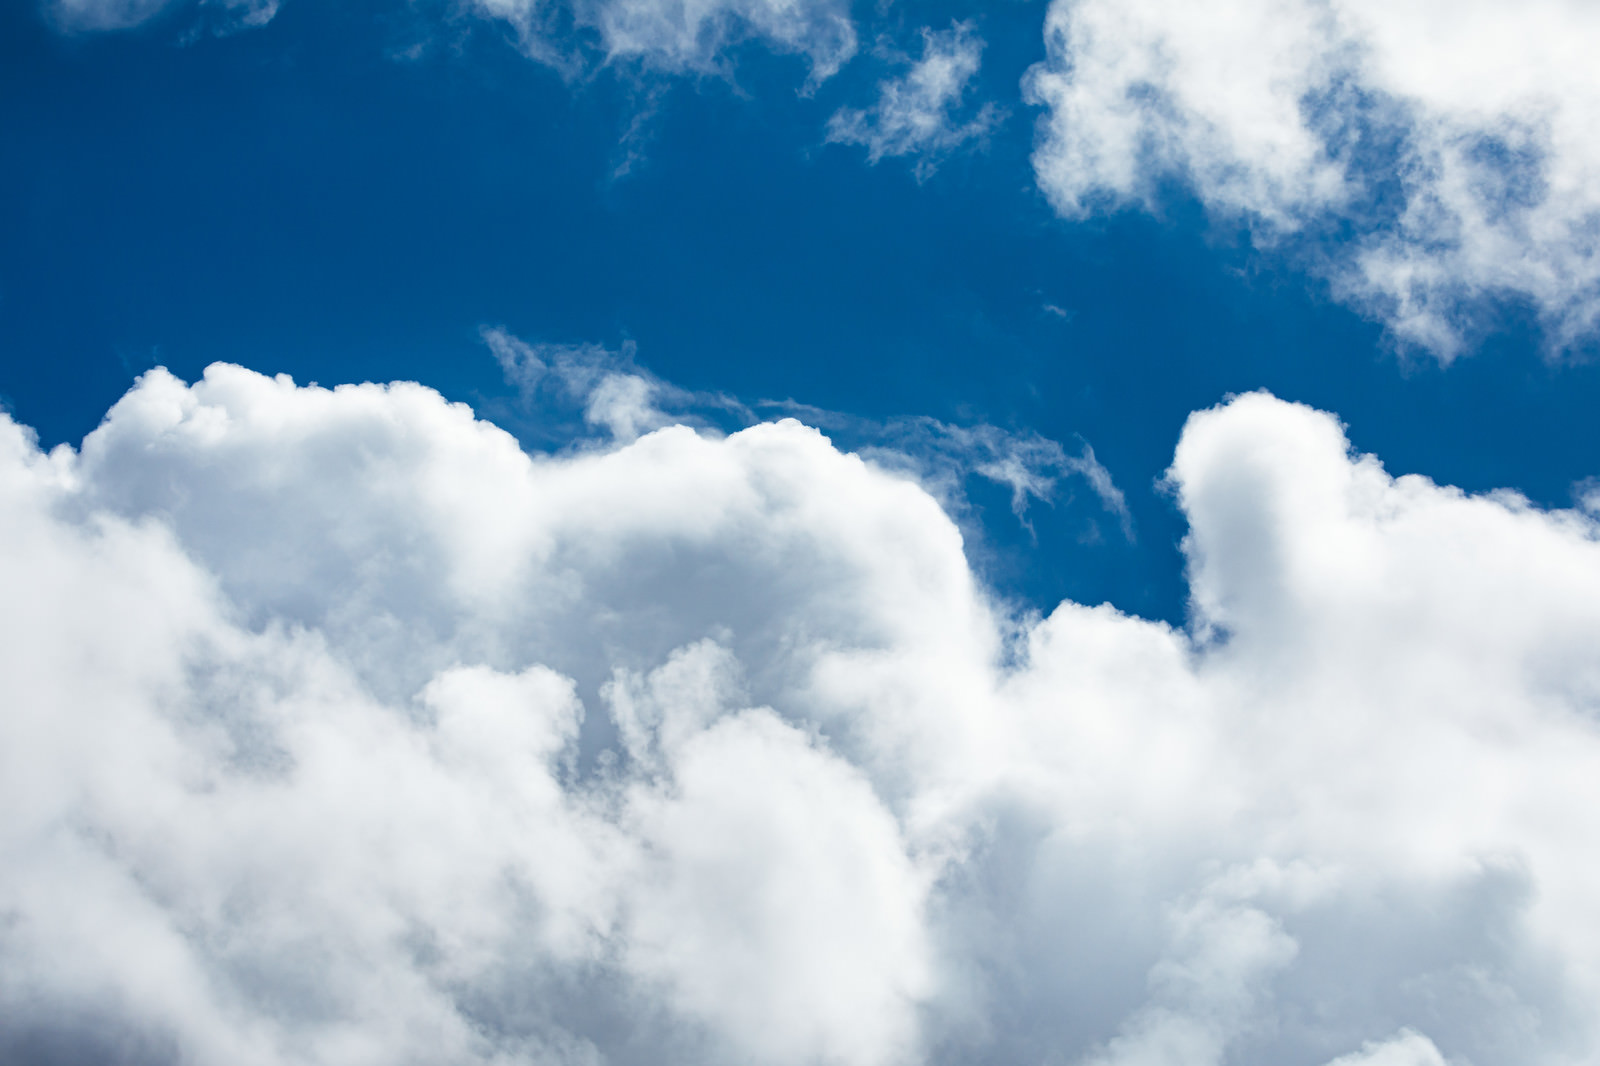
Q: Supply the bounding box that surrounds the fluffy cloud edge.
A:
[2,365,1599,1065]
[1024,0,1600,360]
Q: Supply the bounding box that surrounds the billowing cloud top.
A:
[4,364,1600,1065]
[1025,0,1600,358]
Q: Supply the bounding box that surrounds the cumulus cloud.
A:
[3,366,1600,1065]
[827,22,1003,180]
[1024,0,1600,358]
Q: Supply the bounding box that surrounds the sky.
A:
[3,1,1600,1065]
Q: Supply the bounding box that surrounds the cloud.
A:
[1323,1031,1449,1066]
[770,400,1132,538]
[467,0,856,83]
[827,22,1003,181]
[482,326,691,441]
[4,367,1600,1065]
[45,0,276,33]
[484,326,1129,537]
[1024,0,1600,359]
[42,0,854,82]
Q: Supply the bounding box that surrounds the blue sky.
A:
[7,0,1598,625]
[6,3,1600,1065]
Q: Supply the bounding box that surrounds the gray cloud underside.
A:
[3,364,1600,1066]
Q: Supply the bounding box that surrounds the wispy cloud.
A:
[467,0,856,83]
[484,326,1128,538]
[44,0,856,86]
[827,21,1003,181]
[45,0,277,33]
[764,398,1132,540]
[482,326,750,442]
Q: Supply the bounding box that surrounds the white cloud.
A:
[482,327,685,441]
[4,366,1600,1064]
[468,0,856,82]
[1024,0,1600,358]
[1577,478,1600,517]
[827,22,1003,180]
[1322,1030,1449,1066]
[762,397,1131,538]
[45,0,277,33]
[43,0,854,82]
[485,326,1129,536]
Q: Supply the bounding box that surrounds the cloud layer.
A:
[1025,0,1600,358]
[4,365,1600,1065]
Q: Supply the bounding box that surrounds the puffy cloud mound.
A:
[4,364,1600,1065]
[1024,0,1600,358]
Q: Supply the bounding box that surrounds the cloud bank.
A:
[4,365,1600,1065]
[1025,0,1600,358]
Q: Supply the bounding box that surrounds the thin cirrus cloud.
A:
[482,325,719,442]
[1024,0,1600,359]
[481,325,1130,536]
[39,0,1003,182]
[43,0,858,82]
[763,396,1130,538]
[45,0,275,32]
[826,21,1004,180]
[466,0,857,82]
[3,362,1600,1065]
[52,0,1600,363]
[45,0,996,175]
